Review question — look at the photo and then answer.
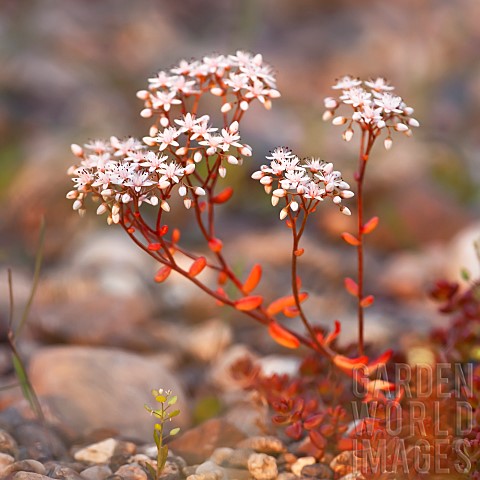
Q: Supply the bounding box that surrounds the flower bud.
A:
[271,195,280,206]
[96,203,108,215]
[384,137,393,150]
[273,188,286,197]
[184,163,196,174]
[227,156,239,165]
[279,208,288,220]
[240,100,249,111]
[184,198,192,209]
[178,185,187,197]
[408,118,420,127]
[143,136,157,146]
[195,187,206,196]
[149,125,159,137]
[66,190,78,200]
[395,123,408,132]
[70,144,84,157]
[210,87,224,96]
[161,200,170,212]
[251,171,263,180]
[332,116,347,126]
[140,108,153,118]
[136,90,149,100]
[219,166,227,178]
[160,116,169,127]
[260,176,272,185]
[322,110,333,121]
[176,146,188,156]
[290,201,299,212]
[343,128,354,142]
[221,102,232,113]
[194,151,203,163]
[72,199,82,211]
[341,206,352,216]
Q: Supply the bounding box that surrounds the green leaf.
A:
[167,409,180,419]
[145,461,157,480]
[158,445,168,474]
[151,389,159,397]
[168,395,178,405]
[170,427,180,436]
[461,268,471,281]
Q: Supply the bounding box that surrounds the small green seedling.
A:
[144,388,180,480]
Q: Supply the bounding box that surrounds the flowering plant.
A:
[66,52,420,388]
[68,52,480,478]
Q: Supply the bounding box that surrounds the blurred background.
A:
[0,0,480,437]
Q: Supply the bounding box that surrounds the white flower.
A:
[174,113,200,133]
[148,71,173,89]
[140,151,168,171]
[332,75,362,90]
[150,91,182,112]
[156,127,180,151]
[124,171,155,192]
[340,87,372,107]
[364,77,395,93]
[266,147,295,162]
[374,93,403,114]
[158,162,184,184]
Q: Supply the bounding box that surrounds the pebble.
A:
[80,464,113,480]
[290,456,315,477]
[9,473,51,480]
[169,418,246,465]
[329,451,354,477]
[45,463,84,479]
[0,429,19,458]
[73,438,118,464]
[210,447,253,468]
[238,437,286,455]
[247,453,278,480]
[223,468,252,480]
[196,460,226,479]
[301,462,333,479]
[0,452,15,474]
[114,463,148,479]
[3,459,46,476]
[276,474,296,480]
[186,474,218,480]
[14,422,67,462]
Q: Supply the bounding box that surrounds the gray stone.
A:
[80,464,113,480]
[247,453,277,480]
[301,462,333,479]
[196,460,226,479]
[45,463,84,479]
[114,463,148,479]
[28,346,189,440]
[13,422,67,461]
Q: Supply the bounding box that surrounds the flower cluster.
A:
[323,76,420,149]
[66,51,281,224]
[137,51,280,131]
[252,147,354,218]
[67,118,250,223]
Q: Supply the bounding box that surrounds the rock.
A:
[13,422,67,461]
[158,459,182,480]
[186,474,218,480]
[0,453,14,476]
[221,402,269,438]
[276,474,296,480]
[169,419,246,465]
[196,460,226,479]
[237,437,286,456]
[329,451,354,477]
[28,346,189,440]
[9,473,51,480]
[114,463,148,480]
[74,438,118,464]
[0,429,19,458]
[183,319,233,362]
[301,462,333,479]
[80,464,113,480]
[210,447,253,469]
[247,453,277,480]
[109,440,137,472]
[44,463,84,479]
[290,456,315,477]
[32,294,154,350]
[3,459,46,476]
